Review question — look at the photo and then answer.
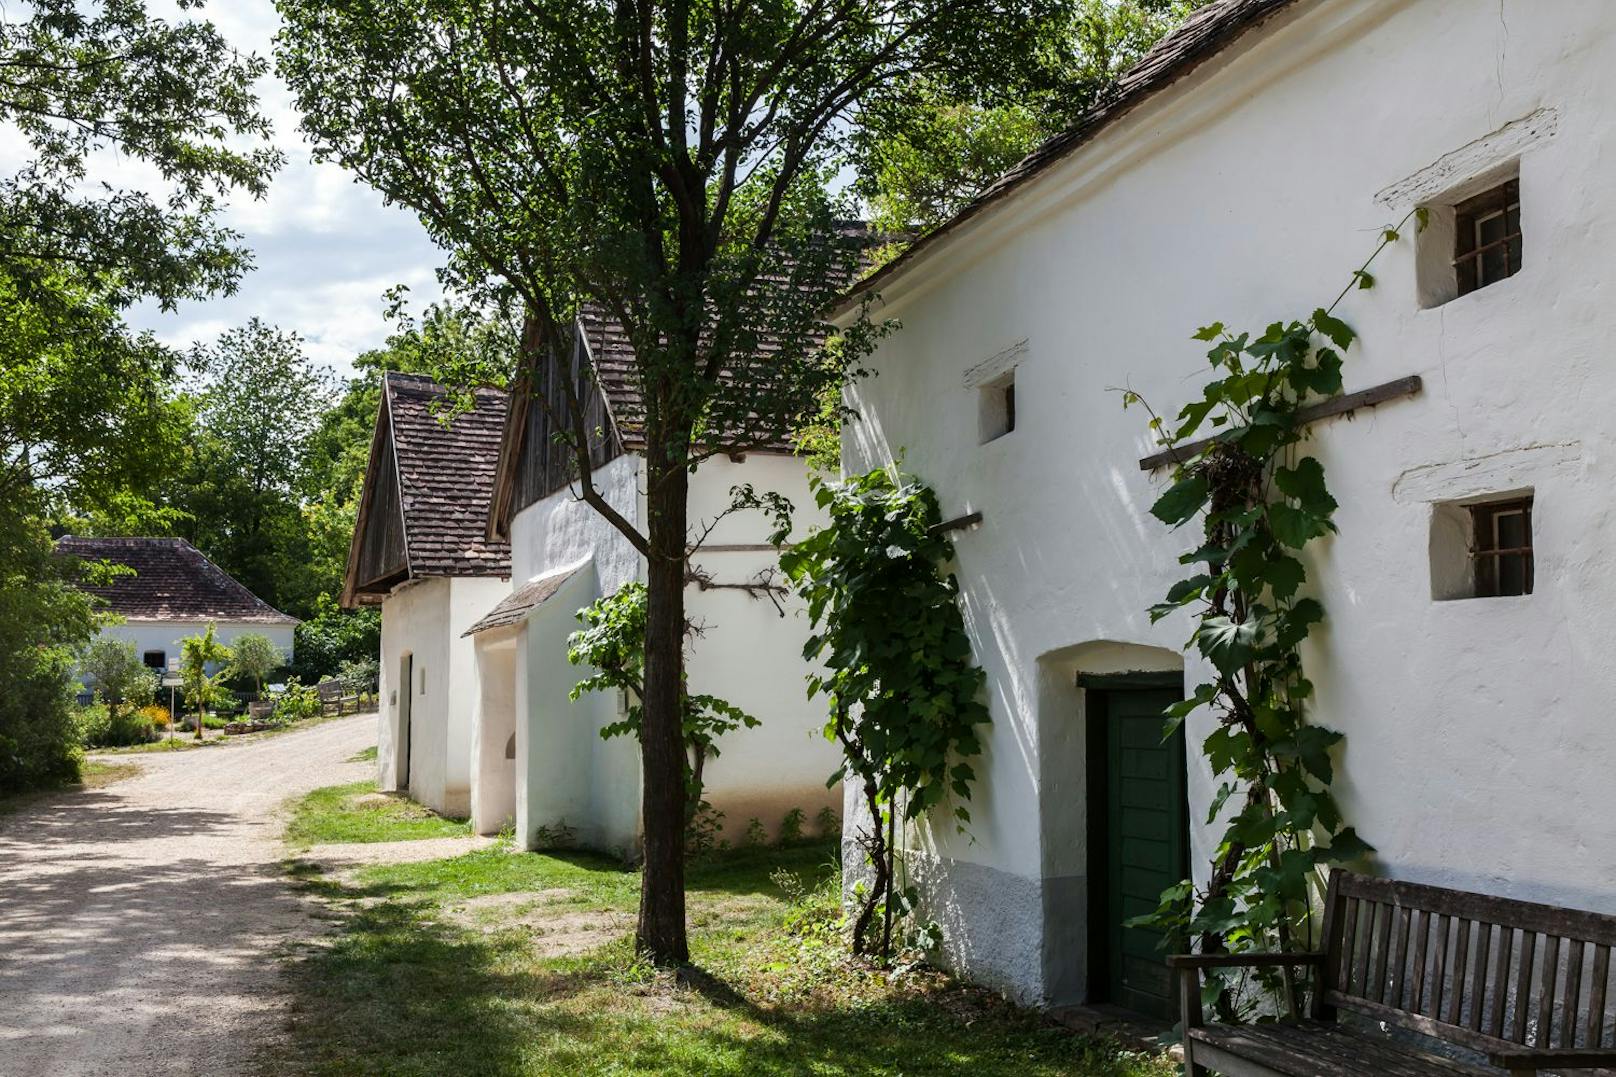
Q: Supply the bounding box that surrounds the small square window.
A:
[1431,493,1534,601]
[142,650,166,669]
[1454,179,1521,297]
[979,372,1016,443]
[1470,497,1533,597]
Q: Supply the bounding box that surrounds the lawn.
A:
[285,780,472,847]
[275,788,1174,1076]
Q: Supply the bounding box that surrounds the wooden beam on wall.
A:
[1137,375,1424,471]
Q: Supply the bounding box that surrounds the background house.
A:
[343,372,511,818]
[57,536,297,678]
[831,0,1616,1016]
[472,309,844,852]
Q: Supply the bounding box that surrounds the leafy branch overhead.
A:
[1123,212,1419,1016]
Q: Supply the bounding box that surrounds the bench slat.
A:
[1446,917,1471,1027]
[1412,909,1432,1012]
[1539,933,1561,1048]
[1372,901,1395,1004]
[1431,914,1451,1020]
[1513,930,1537,1043]
[1352,901,1376,998]
[1588,944,1610,1048]
[1468,921,1491,1033]
[1339,897,1360,993]
[1388,904,1413,1010]
[1563,938,1585,1048]
[1487,926,1512,1039]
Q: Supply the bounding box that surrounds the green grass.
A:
[285,780,472,847]
[348,745,379,763]
[274,812,1174,1077]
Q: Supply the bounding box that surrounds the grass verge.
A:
[286,780,472,847]
[275,817,1174,1076]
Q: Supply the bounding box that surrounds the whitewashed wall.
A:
[88,620,296,682]
[503,451,842,854]
[840,0,1616,1004]
[377,575,509,817]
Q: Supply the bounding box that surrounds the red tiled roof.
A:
[56,537,298,625]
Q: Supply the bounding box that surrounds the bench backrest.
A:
[316,679,343,699]
[1318,869,1616,1055]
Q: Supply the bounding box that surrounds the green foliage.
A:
[778,467,988,957]
[743,817,768,848]
[274,679,322,724]
[337,656,380,698]
[1124,214,1418,1014]
[855,1,1209,236]
[568,582,761,811]
[75,701,159,749]
[79,637,158,715]
[0,1,277,789]
[228,633,285,697]
[778,808,807,846]
[292,598,380,684]
[180,624,232,739]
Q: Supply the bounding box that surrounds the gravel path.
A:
[0,715,375,1077]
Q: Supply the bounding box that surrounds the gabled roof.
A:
[488,223,873,537]
[832,0,1301,317]
[342,373,512,606]
[56,536,298,625]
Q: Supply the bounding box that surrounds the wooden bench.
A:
[316,679,352,716]
[1175,869,1616,1076]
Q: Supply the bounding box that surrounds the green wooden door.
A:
[1094,685,1188,1018]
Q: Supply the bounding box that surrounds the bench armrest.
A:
[1167,951,1326,970]
[1486,1048,1616,1071]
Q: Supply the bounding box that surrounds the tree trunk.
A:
[637,455,691,964]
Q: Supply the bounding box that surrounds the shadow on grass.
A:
[276,842,1165,1077]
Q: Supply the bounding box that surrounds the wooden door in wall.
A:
[398,653,413,791]
[1084,675,1188,1020]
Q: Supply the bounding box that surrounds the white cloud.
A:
[78,0,446,381]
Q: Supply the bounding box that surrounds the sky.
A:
[120,1,446,381]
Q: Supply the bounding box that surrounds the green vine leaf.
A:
[1150,473,1210,526]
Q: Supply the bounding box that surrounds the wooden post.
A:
[1180,965,1207,1077]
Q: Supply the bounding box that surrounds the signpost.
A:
[164,657,181,740]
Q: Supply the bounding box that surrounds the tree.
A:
[0,0,277,789]
[177,320,334,613]
[180,625,232,740]
[567,583,758,827]
[229,633,284,699]
[277,0,1051,965]
[80,637,157,719]
[856,0,1209,235]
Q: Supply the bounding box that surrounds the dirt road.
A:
[0,715,375,1076]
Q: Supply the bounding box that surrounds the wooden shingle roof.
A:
[342,374,512,606]
[56,536,298,625]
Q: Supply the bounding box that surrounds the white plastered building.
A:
[829,0,1616,1016]
[470,312,845,855]
[343,373,512,818]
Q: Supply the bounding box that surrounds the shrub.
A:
[778,807,807,845]
[815,806,840,840]
[138,703,172,730]
[336,656,379,698]
[274,678,321,723]
[77,702,159,747]
[743,816,768,847]
[291,597,379,683]
[229,632,285,698]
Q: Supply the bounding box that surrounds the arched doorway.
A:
[1036,640,1187,1015]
